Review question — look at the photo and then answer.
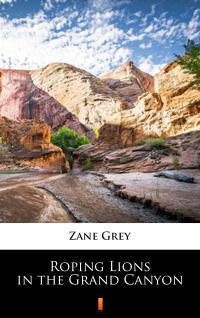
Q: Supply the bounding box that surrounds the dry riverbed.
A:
[104,169,200,222]
[0,170,199,223]
[0,173,74,222]
[39,171,173,223]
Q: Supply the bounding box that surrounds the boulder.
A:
[155,171,195,183]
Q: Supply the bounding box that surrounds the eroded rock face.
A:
[30,62,154,130]
[154,61,200,136]
[102,60,200,145]
[0,117,67,172]
[75,130,200,173]
[1,59,199,147]
[30,63,128,130]
[0,69,88,135]
[75,58,200,173]
[104,131,200,172]
[28,61,154,142]
[0,116,50,150]
[97,123,135,147]
[100,61,154,107]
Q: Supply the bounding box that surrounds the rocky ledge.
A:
[75,130,200,173]
[0,117,67,172]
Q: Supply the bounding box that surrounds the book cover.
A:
[0,0,199,315]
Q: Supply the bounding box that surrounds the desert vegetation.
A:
[51,126,89,169]
[177,40,200,88]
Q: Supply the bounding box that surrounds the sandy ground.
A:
[39,171,176,223]
[0,173,74,222]
[1,169,198,223]
[0,171,175,223]
[104,169,200,221]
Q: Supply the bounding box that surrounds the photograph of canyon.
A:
[0,0,200,223]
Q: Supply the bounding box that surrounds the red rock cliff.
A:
[0,69,88,135]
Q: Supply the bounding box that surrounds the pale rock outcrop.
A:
[30,61,154,130]
[105,60,200,142]
[154,60,200,136]
[101,61,154,107]
[30,63,129,130]
[75,59,200,173]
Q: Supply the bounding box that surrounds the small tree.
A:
[177,40,200,87]
[51,127,89,169]
[83,158,93,170]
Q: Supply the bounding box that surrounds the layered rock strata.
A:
[0,69,88,135]
[75,130,200,173]
[1,59,199,148]
[106,60,200,142]
[0,117,67,172]
[100,61,154,107]
[30,62,154,130]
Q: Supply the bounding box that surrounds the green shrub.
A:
[134,139,145,146]
[0,136,3,144]
[83,158,93,170]
[172,155,181,170]
[145,138,165,148]
[51,127,89,152]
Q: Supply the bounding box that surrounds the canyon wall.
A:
[30,60,200,142]
[105,60,200,143]
[0,69,88,135]
[74,60,200,173]
[30,62,153,130]
[0,59,199,147]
